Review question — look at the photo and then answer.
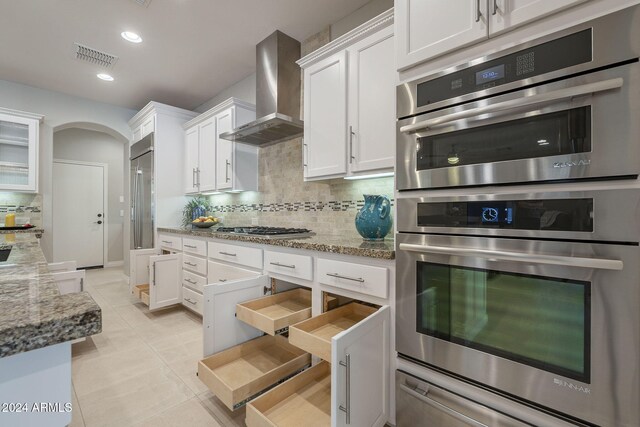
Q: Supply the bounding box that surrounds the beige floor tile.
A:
[148,329,203,363]
[69,385,85,427]
[133,397,221,427]
[198,391,246,427]
[164,355,209,395]
[77,365,194,427]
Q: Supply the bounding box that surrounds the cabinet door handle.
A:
[184,261,197,267]
[184,298,197,305]
[219,251,236,257]
[303,143,308,167]
[492,0,498,15]
[225,160,231,182]
[161,240,172,245]
[270,261,296,269]
[326,272,365,283]
[197,168,201,187]
[152,263,156,286]
[192,168,197,188]
[218,278,227,282]
[349,126,356,164]
[476,0,482,22]
[184,244,197,249]
[185,278,197,284]
[339,353,351,424]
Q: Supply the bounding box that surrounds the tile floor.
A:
[70,267,246,427]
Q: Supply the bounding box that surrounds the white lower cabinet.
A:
[182,286,204,315]
[129,249,183,311]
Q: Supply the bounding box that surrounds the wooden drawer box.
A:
[317,258,388,299]
[264,250,313,281]
[158,234,182,251]
[236,288,312,336]
[182,270,206,294]
[133,284,150,306]
[209,241,263,269]
[182,286,203,315]
[246,361,331,427]
[183,253,207,275]
[288,302,378,361]
[182,237,207,256]
[198,335,310,411]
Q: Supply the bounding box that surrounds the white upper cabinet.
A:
[396,0,488,70]
[299,9,395,181]
[185,126,200,194]
[183,98,257,194]
[0,109,42,192]
[347,25,395,174]
[397,0,590,70]
[303,51,348,180]
[489,0,588,35]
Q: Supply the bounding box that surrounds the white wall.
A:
[53,128,125,264]
[194,73,256,113]
[330,0,393,39]
[0,79,136,261]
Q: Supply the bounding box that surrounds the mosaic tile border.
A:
[0,206,41,213]
[211,199,395,214]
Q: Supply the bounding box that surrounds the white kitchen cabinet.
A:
[299,9,394,181]
[396,0,589,70]
[129,248,183,311]
[489,0,588,35]
[183,98,257,194]
[132,114,155,143]
[0,108,42,192]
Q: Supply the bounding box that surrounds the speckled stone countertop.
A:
[0,228,44,235]
[0,234,101,358]
[158,227,395,260]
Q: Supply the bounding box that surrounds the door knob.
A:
[97,214,102,218]
[95,220,103,225]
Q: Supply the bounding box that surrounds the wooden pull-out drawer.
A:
[289,302,378,361]
[182,270,206,293]
[208,260,260,284]
[236,288,312,336]
[182,237,207,256]
[183,253,207,275]
[317,258,388,299]
[133,284,150,306]
[182,286,203,315]
[264,250,313,281]
[198,335,310,411]
[209,241,263,269]
[246,361,330,427]
[158,234,182,251]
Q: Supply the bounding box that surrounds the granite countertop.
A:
[0,227,44,235]
[158,227,395,260]
[0,234,101,358]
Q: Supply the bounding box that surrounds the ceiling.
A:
[0,0,371,111]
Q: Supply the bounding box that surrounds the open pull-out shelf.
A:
[236,288,312,335]
[198,335,311,411]
[288,302,378,361]
[133,284,150,306]
[246,361,331,427]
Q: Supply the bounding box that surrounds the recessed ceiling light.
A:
[97,73,114,81]
[121,31,142,43]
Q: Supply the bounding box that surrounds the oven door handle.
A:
[398,243,624,270]
[399,77,623,134]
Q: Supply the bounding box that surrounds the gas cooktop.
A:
[214,226,315,239]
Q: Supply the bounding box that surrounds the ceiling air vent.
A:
[131,0,152,7]
[74,43,118,69]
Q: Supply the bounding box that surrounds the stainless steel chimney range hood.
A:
[220,31,303,145]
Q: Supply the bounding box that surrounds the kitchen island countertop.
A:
[158,227,395,260]
[0,234,101,358]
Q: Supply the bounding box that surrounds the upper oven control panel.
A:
[415,29,592,110]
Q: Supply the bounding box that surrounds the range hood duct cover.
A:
[220,31,303,145]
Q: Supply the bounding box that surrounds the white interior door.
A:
[53,161,105,268]
[332,305,390,427]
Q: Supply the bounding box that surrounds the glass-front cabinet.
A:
[0,109,42,192]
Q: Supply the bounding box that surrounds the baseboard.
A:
[105,261,124,268]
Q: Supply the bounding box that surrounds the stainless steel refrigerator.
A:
[130,133,154,249]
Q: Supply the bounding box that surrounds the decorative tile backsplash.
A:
[0,193,42,226]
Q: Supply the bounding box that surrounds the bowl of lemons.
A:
[191,216,219,228]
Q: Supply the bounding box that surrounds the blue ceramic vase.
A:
[355,195,392,241]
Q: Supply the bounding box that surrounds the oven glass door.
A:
[417,261,590,382]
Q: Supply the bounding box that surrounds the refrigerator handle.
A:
[132,166,139,249]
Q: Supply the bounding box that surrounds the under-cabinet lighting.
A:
[344,172,394,180]
[97,73,114,81]
[226,190,244,193]
[121,31,143,43]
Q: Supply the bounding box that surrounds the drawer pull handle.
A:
[219,251,237,256]
[327,273,364,283]
[185,278,197,284]
[184,244,197,249]
[161,240,172,245]
[339,353,351,424]
[219,278,227,282]
[184,298,197,305]
[270,261,296,269]
[185,262,198,267]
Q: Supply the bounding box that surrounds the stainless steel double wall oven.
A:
[395,6,640,427]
